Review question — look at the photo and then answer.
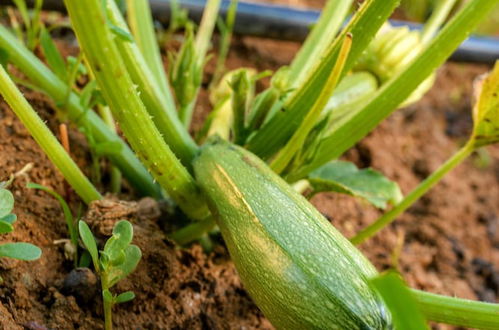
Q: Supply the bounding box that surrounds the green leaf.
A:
[99,251,110,270]
[108,244,141,287]
[0,48,9,67]
[79,80,98,109]
[109,23,134,42]
[102,289,114,303]
[115,291,135,304]
[308,161,402,209]
[104,220,133,261]
[78,221,99,269]
[0,242,41,261]
[170,27,202,116]
[0,188,14,218]
[0,220,13,234]
[12,0,30,31]
[246,67,290,132]
[371,272,429,330]
[0,213,16,224]
[471,61,499,148]
[40,28,67,81]
[230,69,255,144]
[78,250,92,268]
[66,56,87,76]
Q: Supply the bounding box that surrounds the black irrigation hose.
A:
[1,0,499,63]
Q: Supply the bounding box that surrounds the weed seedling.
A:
[78,220,141,330]
[27,183,79,265]
[0,181,41,266]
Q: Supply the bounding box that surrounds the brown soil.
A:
[0,25,498,330]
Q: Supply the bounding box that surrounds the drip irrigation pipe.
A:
[1,0,498,63]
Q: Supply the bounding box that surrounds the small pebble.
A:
[23,321,50,330]
[62,267,98,304]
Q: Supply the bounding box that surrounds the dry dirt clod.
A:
[85,198,138,236]
[137,197,161,221]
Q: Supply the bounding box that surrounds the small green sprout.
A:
[169,24,203,126]
[10,0,43,50]
[78,220,141,330]
[0,182,41,262]
[27,183,79,265]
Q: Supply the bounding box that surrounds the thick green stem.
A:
[101,278,113,330]
[210,0,238,88]
[421,0,458,45]
[351,143,473,245]
[107,1,197,167]
[170,217,216,245]
[126,0,172,99]
[194,0,222,69]
[288,0,353,87]
[412,289,499,329]
[179,0,221,128]
[103,299,112,330]
[271,34,352,174]
[0,25,160,198]
[0,64,101,204]
[64,0,208,220]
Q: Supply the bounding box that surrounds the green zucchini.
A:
[193,138,392,329]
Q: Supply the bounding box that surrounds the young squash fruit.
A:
[193,138,392,329]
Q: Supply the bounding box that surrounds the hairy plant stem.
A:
[107,1,197,167]
[64,0,208,220]
[126,0,172,99]
[0,25,160,198]
[84,56,123,194]
[351,143,474,245]
[0,64,101,204]
[412,289,499,329]
[179,0,221,128]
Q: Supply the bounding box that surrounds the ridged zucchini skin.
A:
[193,139,392,330]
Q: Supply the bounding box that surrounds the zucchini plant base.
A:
[0,39,497,329]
